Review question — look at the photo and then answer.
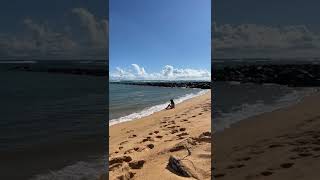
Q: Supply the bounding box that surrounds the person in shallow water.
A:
[165,99,175,110]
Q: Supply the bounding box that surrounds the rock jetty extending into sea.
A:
[110,81,211,89]
[214,64,320,87]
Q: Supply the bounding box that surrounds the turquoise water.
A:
[109,83,206,124]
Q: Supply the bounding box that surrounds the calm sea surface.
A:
[0,68,107,179]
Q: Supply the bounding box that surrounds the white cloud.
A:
[0,8,107,60]
[71,8,107,48]
[132,64,146,76]
[110,64,210,81]
[213,24,320,58]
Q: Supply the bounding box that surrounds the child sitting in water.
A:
[165,99,175,110]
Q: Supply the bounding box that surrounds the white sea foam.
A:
[109,89,210,126]
[215,87,318,131]
[30,160,105,180]
[0,60,36,64]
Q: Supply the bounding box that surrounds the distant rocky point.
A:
[7,62,320,87]
[214,64,320,87]
[110,81,211,89]
[6,62,107,76]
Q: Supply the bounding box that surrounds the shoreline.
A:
[106,91,212,179]
[215,87,317,132]
[109,89,210,126]
[214,90,320,179]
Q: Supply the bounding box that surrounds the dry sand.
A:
[214,91,320,180]
[106,91,212,180]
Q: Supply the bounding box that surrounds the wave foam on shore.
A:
[215,87,318,131]
[30,160,104,180]
[109,89,210,126]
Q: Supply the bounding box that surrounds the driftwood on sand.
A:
[168,155,200,179]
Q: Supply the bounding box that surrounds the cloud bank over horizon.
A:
[213,23,320,59]
[0,8,107,60]
[110,64,210,81]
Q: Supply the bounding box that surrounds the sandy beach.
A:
[106,91,211,180]
[214,91,320,180]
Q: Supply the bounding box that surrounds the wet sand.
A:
[214,91,320,180]
[105,91,211,180]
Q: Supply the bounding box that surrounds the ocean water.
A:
[213,81,317,131]
[109,83,208,125]
[0,67,107,179]
[1,61,318,179]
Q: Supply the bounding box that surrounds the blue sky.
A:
[0,0,107,60]
[109,0,211,80]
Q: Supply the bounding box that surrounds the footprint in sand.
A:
[147,144,155,149]
[120,140,128,145]
[117,171,135,180]
[298,153,313,157]
[133,147,145,152]
[213,173,225,178]
[109,163,122,171]
[280,163,294,168]
[171,129,179,134]
[176,132,189,137]
[109,155,132,166]
[268,144,284,148]
[141,137,154,143]
[312,147,320,151]
[124,149,134,154]
[154,130,160,134]
[167,126,176,129]
[236,157,251,161]
[129,134,137,138]
[226,164,245,169]
[129,160,145,169]
[169,120,176,124]
[260,171,273,176]
[289,156,299,160]
[156,135,163,139]
[179,128,186,132]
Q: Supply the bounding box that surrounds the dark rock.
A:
[213,64,320,87]
[110,81,211,89]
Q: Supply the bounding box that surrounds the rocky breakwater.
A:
[110,81,211,89]
[213,64,320,87]
[9,64,108,76]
